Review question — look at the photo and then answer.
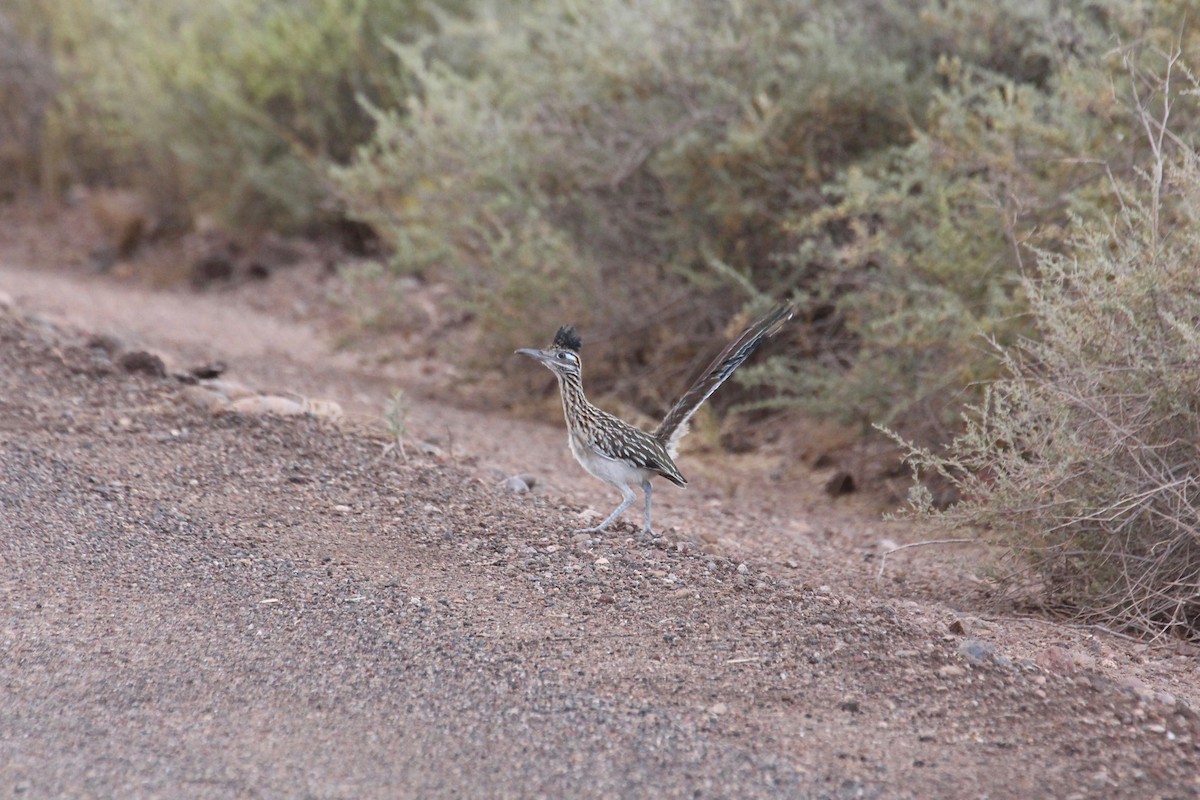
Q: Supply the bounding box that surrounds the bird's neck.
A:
[556,372,594,433]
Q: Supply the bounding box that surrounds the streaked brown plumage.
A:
[516,304,794,534]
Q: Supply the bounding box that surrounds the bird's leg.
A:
[641,479,654,534]
[575,484,637,534]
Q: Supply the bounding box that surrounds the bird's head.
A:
[515,325,582,378]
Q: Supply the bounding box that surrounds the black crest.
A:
[553,325,582,352]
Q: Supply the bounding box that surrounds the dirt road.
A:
[1,259,1198,798]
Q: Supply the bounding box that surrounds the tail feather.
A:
[654,303,794,455]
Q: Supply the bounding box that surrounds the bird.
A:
[515,304,794,534]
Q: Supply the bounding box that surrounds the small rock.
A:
[593,557,610,566]
[514,473,538,490]
[948,619,967,636]
[180,385,229,413]
[597,594,615,604]
[0,290,13,311]
[937,665,966,678]
[839,699,861,713]
[333,504,352,513]
[417,440,444,457]
[1117,676,1155,704]
[784,559,799,569]
[709,702,728,716]
[225,395,307,417]
[1038,644,1077,676]
[86,332,122,355]
[305,399,343,419]
[502,476,530,494]
[736,563,750,575]
[191,252,235,287]
[824,470,856,496]
[957,639,995,666]
[119,350,166,377]
[189,361,227,380]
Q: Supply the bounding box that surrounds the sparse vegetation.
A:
[6,0,455,229]
[894,48,1200,638]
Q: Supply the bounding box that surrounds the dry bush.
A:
[14,0,454,230]
[894,49,1200,638]
[337,0,1177,434]
[0,10,55,197]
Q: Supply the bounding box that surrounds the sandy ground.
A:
[1,232,1199,798]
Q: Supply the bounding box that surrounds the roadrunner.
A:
[516,304,794,534]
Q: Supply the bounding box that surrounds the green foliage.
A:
[336,0,934,394]
[29,0,451,228]
[893,55,1200,635]
[336,0,1179,426]
[0,5,58,195]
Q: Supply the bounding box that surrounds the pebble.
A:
[937,665,966,678]
[502,476,530,494]
[1038,645,1077,676]
[305,399,343,419]
[736,563,750,575]
[709,702,728,716]
[226,395,307,416]
[181,385,229,413]
[957,639,995,666]
[119,350,166,377]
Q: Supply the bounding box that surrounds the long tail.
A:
[654,303,794,456]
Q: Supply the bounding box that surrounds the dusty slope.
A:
[0,257,1199,798]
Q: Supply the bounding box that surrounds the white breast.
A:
[568,430,651,490]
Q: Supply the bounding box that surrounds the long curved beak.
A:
[515,347,554,366]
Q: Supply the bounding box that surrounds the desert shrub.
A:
[336,0,1167,426]
[0,8,56,196]
[745,50,1126,440]
[337,0,953,402]
[23,0,456,229]
[894,53,1200,637]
